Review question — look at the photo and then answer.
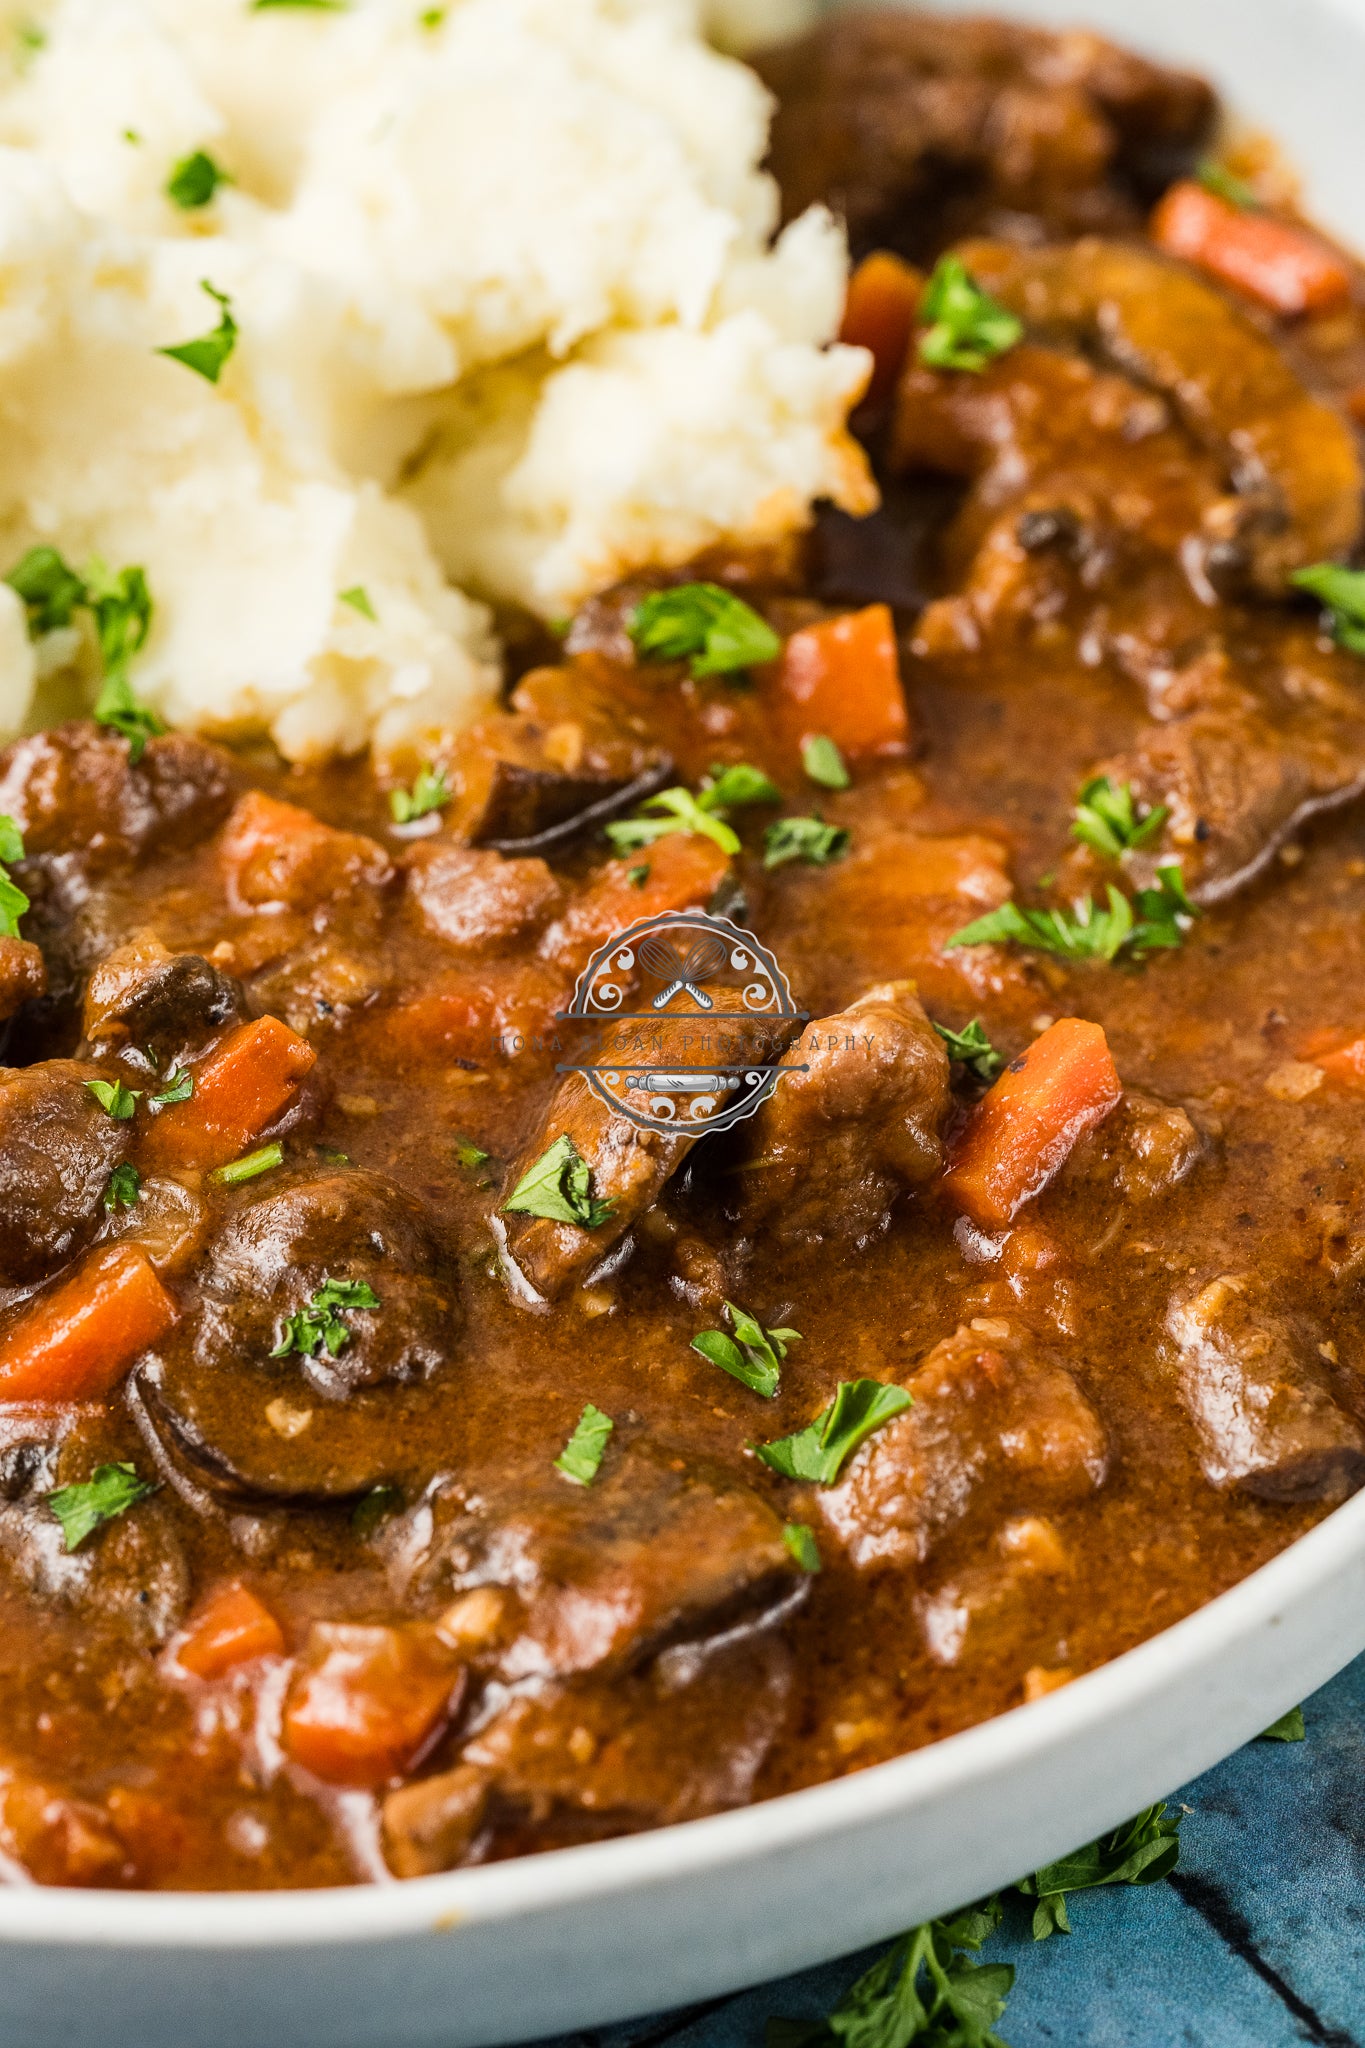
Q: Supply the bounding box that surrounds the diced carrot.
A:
[0,1245,177,1404]
[768,604,909,761]
[1152,182,1351,317]
[220,790,393,914]
[141,1015,317,1170]
[0,1768,131,1888]
[945,1018,1122,1230]
[1301,1031,1365,1090]
[540,829,732,972]
[175,1582,286,1680]
[840,252,925,408]
[363,958,567,1067]
[282,1623,463,1789]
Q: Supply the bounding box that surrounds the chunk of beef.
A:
[1063,1088,1205,1204]
[500,991,799,1301]
[758,14,1213,252]
[820,1321,1108,1569]
[1165,1276,1365,1501]
[381,1634,792,1877]
[734,981,951,1248]
[80,933,248,1066]
[446,671,671,855]
[130,1169,460,1505]
[404,844,563,957]
[218,792,393,915]
[0,1059,129,1286]
[0,723,234,872]
[1089,705,1365,904]
[393,1436,801,1683]
[916,1511,1073,1668]
[0,938,45,1026]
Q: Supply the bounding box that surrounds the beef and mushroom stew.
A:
[3,9,1365,1892]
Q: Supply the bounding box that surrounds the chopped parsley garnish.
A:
[1292,562,1365,656]
[103,1162,142,1214]
[801,734,850,791]
[352,1483,403,1538]
[768,1899,1011,2048]
[1070,776,1168,861]
[762,815,850,871]
[86,1077,141,1121]
[271,1276,380,1358]
[315,1144,350,1166]
[94,673,164,764]
[1197,158,1260,210]
[150,1066,194,1108]
[1260,1705,1306,1742]
[626,864,650,888]
[700,761,783,811]
[918,255,1023,375]
[606,785,740,858]
[339,584,377,621]
[555,1402,613,1487]
[158,279,238,385]
[213,1141,285,1186]
[418,5,446,23]
[934,1017,1004,1085]
[47,1464,157,1553]
[15,22,45,57]
[502,1133,614,1229]
[606,761,779,858]
[947,865,1197,963]
[754,1379,912,1485]
[454,1135,490,1172]
[5,545,87,634]
[166,150,230,210]
[389,763,450,824]
[0,813,29,939]
[628,582,780,678]
[692,1302,801,1400]
[1017,1802,1183,1939]
[782,1522,821,1573]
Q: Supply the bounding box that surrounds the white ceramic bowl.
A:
[6,5,1365,2044]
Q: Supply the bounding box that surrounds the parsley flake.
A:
[627,863,650,888]
[86,1077,141,1121]
[763,815,850,871]
[801,734,850,791]
[1017,1802,1183,1939]
[1259,1705,1306,1742]
[419,6,446,24]
[5,545,87,634]
[103,1161,142,1214]
[339,584,377,621]
[947,865,1197,963]
[150,1066,194,1108]
[352,1483,403,1538]
[934,1018,1004,1084]
[271,1276,380,1358]
[389,763,450,824]
[768,1899,1011,2048]
[754,1379,912,1485]
[212,1141,284,1187]
[1293,562,1365,656]
[700,761,783,811]
[47,1463,157,1553]
[628,583,780,678]
[918,255,1023,375]
[1071,776,1168,861]
[691,1302,801,1400]
[166,150,230,210]
[606,786,740,858]
[555,1402,613,1487]
[0,813,28,939]
[158,279,238,385]
[502,1133,614,1230]
[782,1522,822,1573]
[1197,158,1260,210]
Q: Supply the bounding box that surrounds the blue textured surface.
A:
[536,1655,1365,2048]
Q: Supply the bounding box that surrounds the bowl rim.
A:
[5,1481,1364,1949]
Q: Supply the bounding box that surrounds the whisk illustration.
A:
[639,931,728,1009]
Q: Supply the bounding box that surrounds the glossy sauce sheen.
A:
[1,12,1364,1890]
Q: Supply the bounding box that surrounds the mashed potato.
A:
[0,0,871,763]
